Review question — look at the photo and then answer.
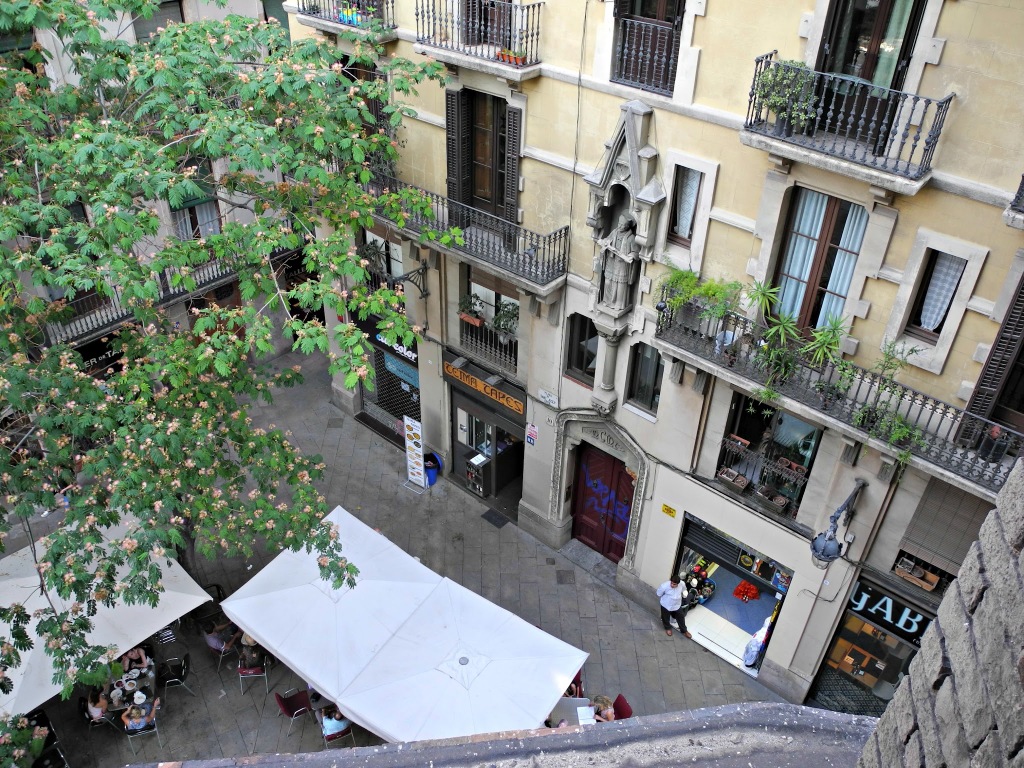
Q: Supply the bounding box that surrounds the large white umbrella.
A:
[0,525,211,716]
[223,506,587,743]
[222,506,443,699]
[338,577,589,743]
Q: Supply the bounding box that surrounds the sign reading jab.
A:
[848,580,930,647]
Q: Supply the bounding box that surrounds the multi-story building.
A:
[290,0,1024,715]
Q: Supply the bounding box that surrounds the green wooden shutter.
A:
[965,274,1024,425]
[502,105,522,224]
[445,89,472,206]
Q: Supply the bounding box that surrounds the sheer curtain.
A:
[816,203,867,326]
[672,167,701,241]
[195,201,221,238]
[919,252,967,331]
[873,0,915,89]
[777,189,828,318]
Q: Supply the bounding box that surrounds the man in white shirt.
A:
[656,575,691,639]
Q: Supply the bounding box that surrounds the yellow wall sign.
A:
[443,361,525,414]
[662,504,677,518]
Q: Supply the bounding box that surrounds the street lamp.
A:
[810,479,867,569]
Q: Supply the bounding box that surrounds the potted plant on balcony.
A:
[754,59,817,137]
[491,299,519,344]
[458,293,484,327]
[498,48,527,66]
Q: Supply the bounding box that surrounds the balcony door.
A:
[966,273,1024,432]
[611,0,683,96]
[446,89,521,224]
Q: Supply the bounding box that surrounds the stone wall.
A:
[858,460,1024,768]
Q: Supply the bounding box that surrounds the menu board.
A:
[404,416,426,488]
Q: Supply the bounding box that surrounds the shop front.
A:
[673,513,793,675]
[442,351,525,507]
[809,578,931,716]
[354,315,422,447]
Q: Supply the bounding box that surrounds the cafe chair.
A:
[152,622,179,645]
[569,669,584,698]
[26,709,60,754]
[274,688,313,736]
[323,719,355,749]
[208,640,238,671]
[31,746,69,768]
[78,697,117,733]
[157,654,196,698]
[612,694,633,720]
[125,720,162,755]
[238,662,269,695]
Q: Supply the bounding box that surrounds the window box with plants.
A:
[497,48,527,66]
[717,466,750,494]
[754,59,817,138]
[490,299,519,344]
[458,293,484,327]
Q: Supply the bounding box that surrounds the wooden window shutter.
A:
[613,0,632,18]
[445,89,472,206]
[502,105,522,224]
[966,273,1024,422]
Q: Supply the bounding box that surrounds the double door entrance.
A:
[571,444,635,563]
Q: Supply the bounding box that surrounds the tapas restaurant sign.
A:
[442,354,526,421]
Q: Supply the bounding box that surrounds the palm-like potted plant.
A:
[458,293,484,326]
[491,299,519,344]
[754,59,817,137]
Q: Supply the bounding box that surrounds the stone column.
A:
[590,331,622,416]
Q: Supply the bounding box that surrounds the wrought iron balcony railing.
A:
[654,292,1021,493]
[744,52,954,181]
[415,0,543,68]
[457,317,518,378]
[370,175,568,285]
[296,0,395,30]
[611,17,680,96]
[1012,174,1024,214]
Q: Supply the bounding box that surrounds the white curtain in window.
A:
[919,252,967,331]
[195,201,221,238]
[672,167,701,241]
[873,0,914,89]
[172,208,192,240]
[777,189,828,318]
[816,204,867,326]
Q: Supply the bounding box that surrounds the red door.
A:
[571,444,635,563]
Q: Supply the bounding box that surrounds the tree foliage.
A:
[0,0,445,745]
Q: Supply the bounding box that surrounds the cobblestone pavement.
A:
[39,351,783,767]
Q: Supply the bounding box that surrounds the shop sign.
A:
[849,581,931,647]
[74,335,123,377]
[353,316,418,363]
[442,360,525,416]
[403,416,426,488]
[383,352,420,388]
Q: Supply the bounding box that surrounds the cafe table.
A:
[106,666,157,711]
[547,696,596,727]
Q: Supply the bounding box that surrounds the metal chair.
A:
[30,746,69,768]
[612,693,633,720]
[125,720,162,755]
[274,688,313,735]
[78,696,117,733]
[238,662,269,695]
[323,716,355,749]
[205,636,238,671]
[157,653,196,697]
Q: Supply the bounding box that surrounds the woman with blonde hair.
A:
[591,694,615,722]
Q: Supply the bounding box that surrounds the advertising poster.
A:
[403,416,426,488]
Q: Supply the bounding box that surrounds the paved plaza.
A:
[36,351,783,767]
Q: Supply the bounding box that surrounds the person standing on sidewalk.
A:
[657,575,691,639]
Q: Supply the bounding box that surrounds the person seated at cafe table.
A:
[204,619,243,652]
[321,707,352,737]
[86,687,108,721]
[591,695,615,723]
[121,697,161,732]
[120,646,150,671]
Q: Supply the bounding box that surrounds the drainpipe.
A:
[690,372,716,474]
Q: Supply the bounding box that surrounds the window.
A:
[626,343,663,413]
[611,0,684,96]
[904,250,967,343]
[565,314,599,386]
[171,163,220,241]
[446,89,521,222]
[668,166,702,246]
[262,0,291,42]
[775,188,867,329]
[897,480,990,580]
[134,1,184,41]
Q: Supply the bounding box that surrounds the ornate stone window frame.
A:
[657,150,719,273]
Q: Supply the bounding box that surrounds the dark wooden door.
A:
[572,444,635,563]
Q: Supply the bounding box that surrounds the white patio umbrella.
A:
[0,524,211,716]
[338,577,589,743]
[221,506,443,699]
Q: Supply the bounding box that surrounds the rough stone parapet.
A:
[858,460,1024,767]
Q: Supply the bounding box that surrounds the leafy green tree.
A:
[0,0,448,750]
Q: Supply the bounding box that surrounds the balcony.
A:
[456,317,518,379]
[653,293,1021,496]
[611,17,679,97]
[414,0,543,82]
[370,175,569,292]
[295,0,397,40]
[740,52,954,195]
[1005,174,1024,230]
